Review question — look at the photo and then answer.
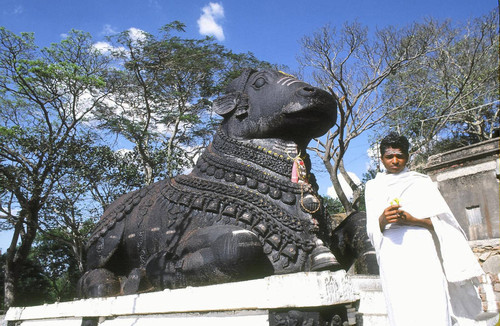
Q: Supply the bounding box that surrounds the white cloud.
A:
[93,41,115,54]
[92,27,145,56]
[101,24,118,36]
[327,172,361,201]
[128,27,147,42]
[13,6,23,15]
[116,148,133,157]
[147,0,161,10]
[3,5,23,15]
[197,2,225,41]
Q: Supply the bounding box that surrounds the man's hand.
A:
[397,210,434,230]
[379,204,401,231]
[379,205,433,232]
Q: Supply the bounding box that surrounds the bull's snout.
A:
[285,84,336,138]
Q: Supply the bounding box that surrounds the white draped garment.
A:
[365,168,484,326]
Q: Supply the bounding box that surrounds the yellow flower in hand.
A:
[390,198,400,206]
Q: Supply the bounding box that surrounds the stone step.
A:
[350,275,499,326]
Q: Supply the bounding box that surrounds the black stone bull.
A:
[78,68,373,298]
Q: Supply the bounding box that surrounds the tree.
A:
[0,28,111,308]
[321,195,345,229]
[377,9,499,169]
[95,22,277,184]
[0,252,52,309]
[298,19,448,214]
[0,232,81,309]
[76,144,145,211]
[29,230,83,303]
[37,140,146,276]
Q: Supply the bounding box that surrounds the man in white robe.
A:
[365,132,484,326]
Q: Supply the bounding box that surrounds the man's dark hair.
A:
[379,132,410,156]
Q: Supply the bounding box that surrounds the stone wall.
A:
[425,138,499,240]
[471,239,500,313]
[425,138,499,316]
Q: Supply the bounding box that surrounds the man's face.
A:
[381,147,408,174]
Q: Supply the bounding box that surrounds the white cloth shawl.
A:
[365,168,484,282]
[365,169,485,323]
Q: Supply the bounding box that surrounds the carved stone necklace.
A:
[211,130,294,177]
[196,130,321,213]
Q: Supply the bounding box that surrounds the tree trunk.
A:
[338,161,361,211]
[3,206,40,309]
[71,241,86,273]
[3,218,22,309]
[323,156,354,215]
[4,252,17,309]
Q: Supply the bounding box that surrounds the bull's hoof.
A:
[122,268,154,295]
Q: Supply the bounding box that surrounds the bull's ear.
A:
[234,93,249,118]
[212,93,238,117]
[234,107,248,119]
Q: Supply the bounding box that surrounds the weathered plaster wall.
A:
[425,138,499,240]
[425,138,500,315]
[435,167,499,239]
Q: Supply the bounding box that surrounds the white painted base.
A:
[5,270,355,325]
[7,272,497,325]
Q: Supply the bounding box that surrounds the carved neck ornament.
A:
[200,130,321,214]
[212,130,297,179]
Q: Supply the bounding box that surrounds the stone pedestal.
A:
[5,271,355,326]
[350,275,499,326]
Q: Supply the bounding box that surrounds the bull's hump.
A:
[86,181,165,247]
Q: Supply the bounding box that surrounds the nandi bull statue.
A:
[78,68,343,298]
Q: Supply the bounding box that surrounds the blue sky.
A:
[2,0,496,70]
[0,0,497,249]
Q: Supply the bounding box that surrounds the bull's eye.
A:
[253,77,267,89]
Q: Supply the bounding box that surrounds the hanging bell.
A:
[301,193,320,213]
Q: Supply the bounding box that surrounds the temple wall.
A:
[425,138,499,240]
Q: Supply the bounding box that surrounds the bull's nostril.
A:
[298,86,316,97]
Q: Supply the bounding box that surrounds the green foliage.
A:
[0,23,277,308]
[0,253,51,308]
[94,22,275,183]
[30,231,82,303]
[377,9,499,169]
[0,26,113,308]
[322,196,345,215]
[0,231,82,308]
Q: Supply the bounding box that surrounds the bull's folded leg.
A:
[146,227,273,289]
[210,228,274,278]
[77,268,121,298]
[144,251,188,289]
